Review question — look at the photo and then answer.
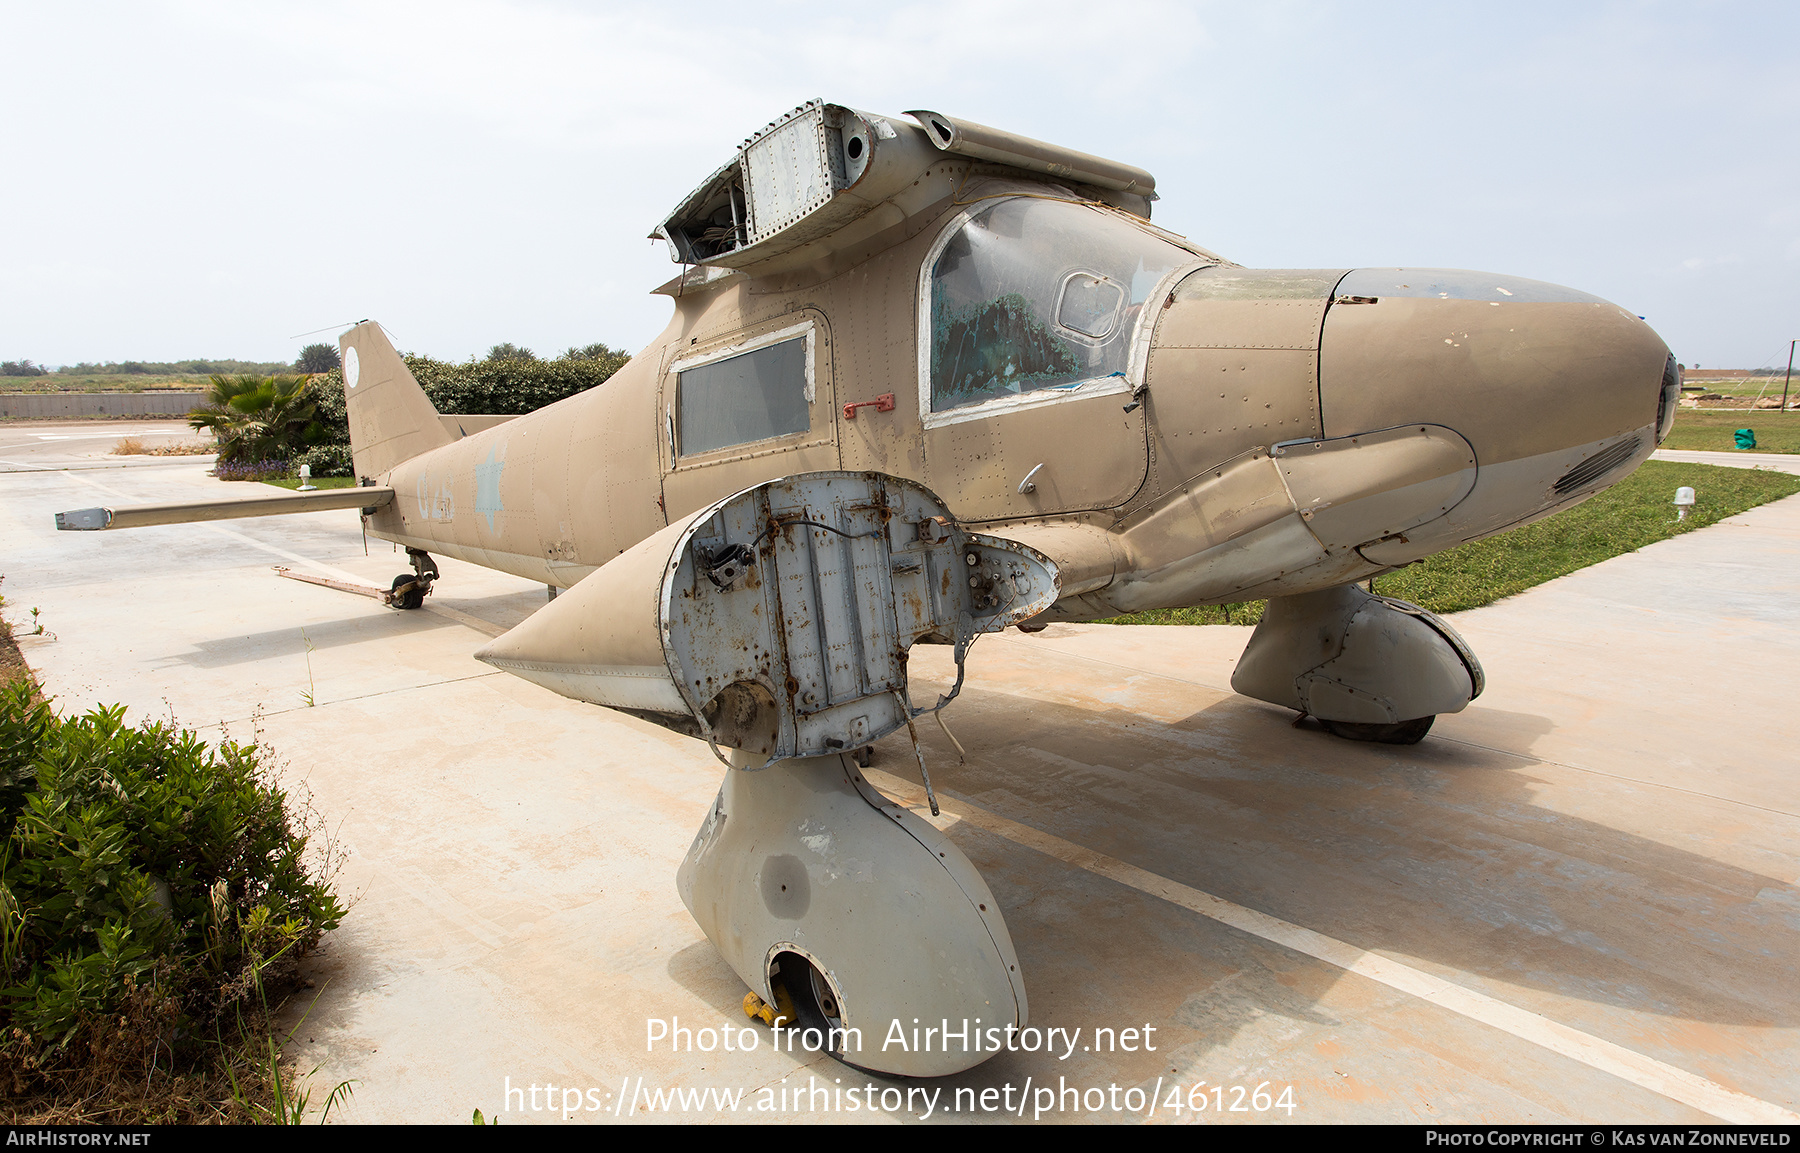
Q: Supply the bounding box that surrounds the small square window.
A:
[678,336,809,456]
[1057,273,1125,340]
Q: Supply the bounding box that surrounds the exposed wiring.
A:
[749,517,883,550]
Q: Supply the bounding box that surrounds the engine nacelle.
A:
[1231,583,1483,743]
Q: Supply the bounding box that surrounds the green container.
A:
[1735,428,1757,450]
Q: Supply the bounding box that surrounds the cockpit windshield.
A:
[928,198,1199,413]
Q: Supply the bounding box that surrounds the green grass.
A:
[260,476,359,491]
[1659,410,1800,454]
[1104,459,1800,625]
[1682,375,1792,395]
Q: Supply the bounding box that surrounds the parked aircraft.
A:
[57,100,1677,1075]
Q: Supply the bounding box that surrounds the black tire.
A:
[1320,716,1435,744]
[390,573,425,611]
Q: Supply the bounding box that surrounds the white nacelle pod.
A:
[1231,583,1483,742]
[678,749,1026,1078]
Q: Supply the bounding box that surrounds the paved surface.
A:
[1651,448,1800,475]
[0,418,215,472]
[2,456,1796,1125]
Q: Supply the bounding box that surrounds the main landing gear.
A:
[388,548,438,610]
[1231,583,1485,745]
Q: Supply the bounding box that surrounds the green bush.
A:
[308,347,630,456]
[293,445,353,479]
[0,683,343,1086]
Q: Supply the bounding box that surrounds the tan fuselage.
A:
[357,174,1670,621]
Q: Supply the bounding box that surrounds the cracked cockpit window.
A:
[928,198,1192,413]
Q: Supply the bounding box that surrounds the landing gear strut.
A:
[388,548,438,610]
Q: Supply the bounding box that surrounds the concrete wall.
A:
[0,392,206,419]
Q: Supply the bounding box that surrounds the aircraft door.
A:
[660,310,838,522]
[917,197,1194,521]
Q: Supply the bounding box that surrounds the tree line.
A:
[13,359,295,377]
[9,341,629,379]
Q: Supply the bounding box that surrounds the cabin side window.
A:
[676,334,810,457]
[926,198,1194,414]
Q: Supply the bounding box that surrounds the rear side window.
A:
[677,336,809,456]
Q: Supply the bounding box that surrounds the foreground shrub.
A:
[0,682,343,1103]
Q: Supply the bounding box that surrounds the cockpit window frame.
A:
[915,195,1213,431]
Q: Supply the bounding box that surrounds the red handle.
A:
[843,393,895,420]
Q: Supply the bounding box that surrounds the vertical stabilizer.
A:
[339,321,454,479]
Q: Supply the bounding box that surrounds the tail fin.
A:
[339,321,454,479]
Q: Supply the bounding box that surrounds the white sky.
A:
[4,0,1796,370]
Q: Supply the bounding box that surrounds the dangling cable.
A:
[894,690,939,816]
[933,709,968,763]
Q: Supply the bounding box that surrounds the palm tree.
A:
[294,343,340,373]
[188,375,323,465]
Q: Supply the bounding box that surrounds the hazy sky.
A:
[4,1,1796,369]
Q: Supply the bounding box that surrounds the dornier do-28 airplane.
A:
[57,100,1678,1077]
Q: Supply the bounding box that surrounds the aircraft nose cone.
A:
[1319,268,1673,558]
[1322,268,1671,456]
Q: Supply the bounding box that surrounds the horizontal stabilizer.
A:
[56,487,394,531]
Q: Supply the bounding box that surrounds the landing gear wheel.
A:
[1320,715,1435,745]
[390,574,426,610]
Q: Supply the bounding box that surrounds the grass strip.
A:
[1659,411,1800,454]
[260,476,360,491]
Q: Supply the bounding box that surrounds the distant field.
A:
[1661,410,1800,454]
[0,374,214,392]
[1682,378,1794,400]
[1104,459,1800,625]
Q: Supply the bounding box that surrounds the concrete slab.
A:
[0,417,215,472]
[2,458,1796,1125]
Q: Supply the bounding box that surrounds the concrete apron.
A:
[2,459,1797,1125]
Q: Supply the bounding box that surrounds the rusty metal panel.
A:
[476,471,1059,768]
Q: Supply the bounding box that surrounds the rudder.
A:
[339,321,454,479]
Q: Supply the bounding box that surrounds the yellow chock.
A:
[742,988,797,1028]
[769,983,796,1029]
